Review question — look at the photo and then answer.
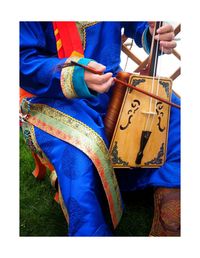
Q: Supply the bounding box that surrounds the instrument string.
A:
[147,44,164,132]
[144,22,162,131]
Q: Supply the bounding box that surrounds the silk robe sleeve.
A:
[122,22,151,53]
[20,22,95,99]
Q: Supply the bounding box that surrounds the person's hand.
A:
[148,22,177,54]
[84,61,114,93]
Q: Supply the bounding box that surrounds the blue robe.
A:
[20,22,180,236]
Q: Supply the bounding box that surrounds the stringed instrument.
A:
[61,22,179,168]
[104,21,174,168]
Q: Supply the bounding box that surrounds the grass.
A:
[20,131,68,236]
[20,130,154,236]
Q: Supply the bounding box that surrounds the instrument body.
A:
[108,73,172,168]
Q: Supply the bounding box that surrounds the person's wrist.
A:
[60,56,99,99]
[72,58,98,98]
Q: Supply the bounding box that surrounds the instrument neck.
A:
[147,21,163,77]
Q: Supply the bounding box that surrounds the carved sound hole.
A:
[120,99,140,130]
[156,102,165,132]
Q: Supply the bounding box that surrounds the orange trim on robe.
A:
[20,88,35,104]
[52,22,83,58]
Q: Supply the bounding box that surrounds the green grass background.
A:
[20,130,154,236]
